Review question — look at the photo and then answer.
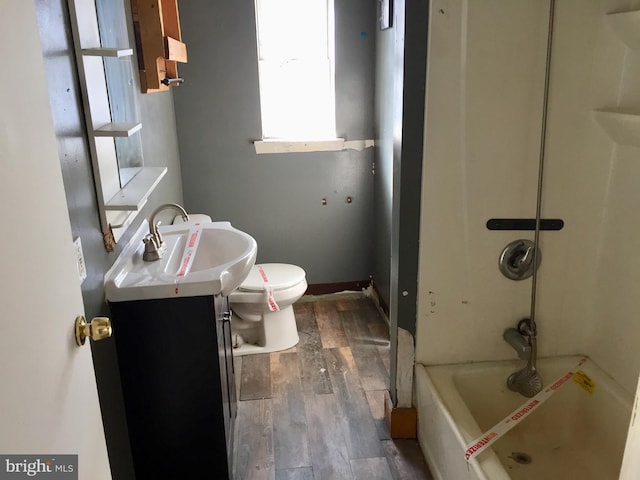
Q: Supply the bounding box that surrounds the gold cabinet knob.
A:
[75,316,112,346]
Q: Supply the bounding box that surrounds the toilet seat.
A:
[237,263,306,292]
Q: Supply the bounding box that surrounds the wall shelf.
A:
[94,122,142,137]
[593,108,640,147]
[105,167,167,211]
[606,10,640,50]
[82,47,133,57]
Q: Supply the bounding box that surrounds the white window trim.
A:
[253,138,375,154]
[254,0,339,152]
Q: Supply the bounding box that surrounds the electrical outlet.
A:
[74,237,87,284]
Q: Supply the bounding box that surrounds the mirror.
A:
[95,0,143,187]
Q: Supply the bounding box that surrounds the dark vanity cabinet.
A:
[108,294,236,479]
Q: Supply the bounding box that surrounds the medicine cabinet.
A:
[69,0,167,250]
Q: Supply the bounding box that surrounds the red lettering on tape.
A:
[511,399,540,421]
[177,253,192,277]
[258,266,269,283]
[465,432,497,460]
[188,231,199,247]
[550,372,573,390]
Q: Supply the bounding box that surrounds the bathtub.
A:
[415,356,633,480]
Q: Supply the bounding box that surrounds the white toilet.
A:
[229,263,307,356]
[173,214,307,356]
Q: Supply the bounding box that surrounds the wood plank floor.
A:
[232,294,433,480]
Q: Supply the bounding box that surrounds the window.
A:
[254,0,336,141]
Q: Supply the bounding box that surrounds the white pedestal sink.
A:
[105,220,257,302]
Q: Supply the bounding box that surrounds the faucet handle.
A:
[143,233,155,246]
[516,245,534,269]
[154,220,164,246]
[142,234,161,261]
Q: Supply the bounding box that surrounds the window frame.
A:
[253,0,343,153]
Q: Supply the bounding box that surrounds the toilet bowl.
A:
[173,214,306,356]
[229,263,307,356]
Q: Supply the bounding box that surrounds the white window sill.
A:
[254,138,375,154]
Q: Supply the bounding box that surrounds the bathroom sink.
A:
[104,220,257,302]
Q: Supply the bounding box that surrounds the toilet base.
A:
[230,305,300,356]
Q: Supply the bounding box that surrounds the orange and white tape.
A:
[257,266,280,312]
[464,357,589,462]
[176,224,202,278]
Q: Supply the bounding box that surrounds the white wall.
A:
[417,0,554,364]
[416,0,640,394]
[539,0,640,393]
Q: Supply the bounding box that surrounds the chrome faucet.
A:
[504,318,543,397]
[142,203,190,262]
[504,327,531,360]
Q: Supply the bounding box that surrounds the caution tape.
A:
[176,224,202,278]
[464,357,589,462]
[257,266,280,312]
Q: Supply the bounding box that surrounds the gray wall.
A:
[374,11,395,312]
[374,0,428,402]
[36,1,183,478]
[173,0,376,286]
[373,0,428,329]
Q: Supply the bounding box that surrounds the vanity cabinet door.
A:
[222,297,237,419]
[109,295,233,479]
[215,294,236,474]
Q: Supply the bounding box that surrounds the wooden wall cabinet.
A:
[131,0,187,93]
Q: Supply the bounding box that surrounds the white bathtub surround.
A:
[416,356,632,480]
[417,0,640,388]
[416,0,552,367]
[416,0,640,476]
